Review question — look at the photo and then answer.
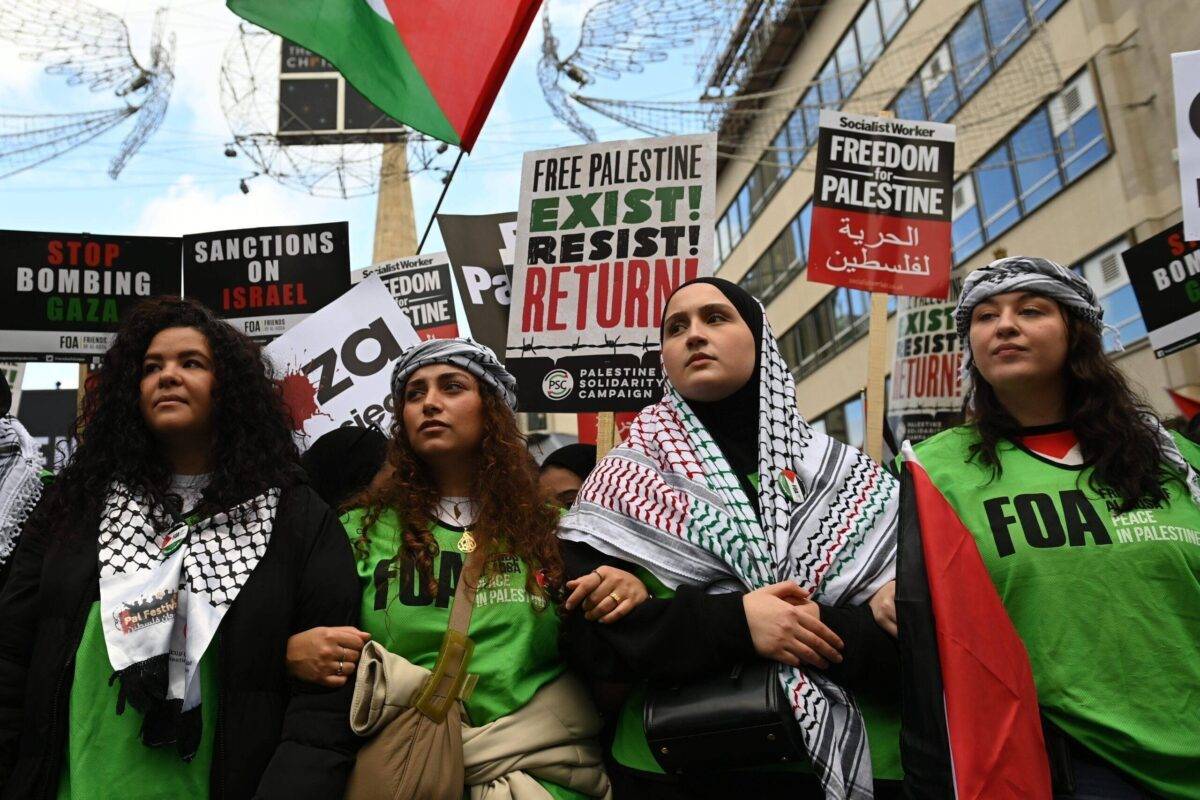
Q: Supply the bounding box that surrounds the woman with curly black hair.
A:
[0,296,361,800]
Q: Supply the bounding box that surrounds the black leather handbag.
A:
[644,658,807,774]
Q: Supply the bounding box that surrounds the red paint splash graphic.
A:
[277,367,330,432]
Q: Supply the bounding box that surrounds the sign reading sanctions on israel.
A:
[506,132,717,412]
[807,110,955,299]
[184,221,350,343]
[0,229,182,361]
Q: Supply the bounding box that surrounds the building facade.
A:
[713,0,1200,448]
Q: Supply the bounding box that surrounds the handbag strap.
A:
[414,547,485,722]
[448,548,485,634]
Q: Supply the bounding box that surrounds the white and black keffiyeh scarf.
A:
[559,309,898,799]
[98,482,279,759]
[0,416,42,566]
[391,337,518,412]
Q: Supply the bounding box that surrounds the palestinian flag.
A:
[897,443,1053,799]
[227,0,541,151]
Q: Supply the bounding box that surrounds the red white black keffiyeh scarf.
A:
[559,310,898,799]
[98,482,279,759]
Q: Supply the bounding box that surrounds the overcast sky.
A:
[3,0,706,389]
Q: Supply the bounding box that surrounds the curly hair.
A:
[965,312,1175,512]
[41,296,301,537]
[353,376,563,603]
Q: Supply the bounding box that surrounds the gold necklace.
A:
[456,529,477,553]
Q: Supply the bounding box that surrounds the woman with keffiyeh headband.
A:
[897,256,1200,799]
[559,278,902,800]
[0,297,361,800]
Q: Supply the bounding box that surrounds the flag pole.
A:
[418,148,466,254]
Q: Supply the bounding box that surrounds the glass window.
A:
[855,2,885,66]
[790,212,806,267]
[843,396,865,449]
[775,223,798,272]
[976,145,1021,239]
[735,186,752,236]
[1031,0,1065,22]
[949,9,992,101]
[786,110,807,165]
[982,0,1029,64]
[921,46,958,122]
[747,167,765,212]
[717,213,730,263]
[1059,107,1107,181]
[819,59,842,104]
[1099,284,1147,351]
[832,289,855,334]
[798,201,814,256]
[877,0,909,40]
[894,79,926,120]
[836,30,862,97]
[772,127,793,178]
[801,87,822,148]
[779,323,801,369]
[952,177,984,264]
[822,404,850,445]
[1010,109,1062,213]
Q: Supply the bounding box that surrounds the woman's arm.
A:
[255,498,363,800]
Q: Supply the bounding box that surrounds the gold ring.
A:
[336,659,344,676]
[609,591,622,604]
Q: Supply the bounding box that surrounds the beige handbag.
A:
[345,551,484,800]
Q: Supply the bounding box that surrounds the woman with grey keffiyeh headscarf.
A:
[897,255,1200,799]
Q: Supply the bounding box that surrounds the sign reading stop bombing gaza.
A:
[807,110,955,299]
[1121,222,1200,358]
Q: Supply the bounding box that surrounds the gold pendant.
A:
[457,530,477,553]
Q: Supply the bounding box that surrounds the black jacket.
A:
[0,483,362,800]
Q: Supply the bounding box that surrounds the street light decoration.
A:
[0,1,175,180]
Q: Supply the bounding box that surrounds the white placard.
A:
[1173,49,1200,240]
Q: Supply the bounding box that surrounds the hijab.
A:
[301,426,389,510]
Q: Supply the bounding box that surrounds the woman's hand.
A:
[286,626,372,688]
[563,566,651,623]
[743,581,844,669]
[868,580,898,638]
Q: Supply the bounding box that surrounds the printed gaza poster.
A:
[183,221,350,343]
[506,133,717,412]
[264,276,420,451]
[807,110,955,299]
[351,251,459,340]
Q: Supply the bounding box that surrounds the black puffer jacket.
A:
[0,482,361,799]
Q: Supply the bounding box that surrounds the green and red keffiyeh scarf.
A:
[559,305,898,800]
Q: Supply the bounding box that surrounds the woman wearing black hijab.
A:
[300,426,390,511]
[539,443,598,508]
[558,278,902,799]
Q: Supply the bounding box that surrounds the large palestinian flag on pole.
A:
[227,0,541,151]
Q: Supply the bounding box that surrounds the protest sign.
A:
[887,275,964,444]
[183,221,350,343]
[264,276,420,450]
[0,230,182,361]
[506,133,717,412]
[1121,223,1200,358]
[352,251,459,340]
[807,110,955,299]
[1173,49,1200,240]
[438,212,516,357]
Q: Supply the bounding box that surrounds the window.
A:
[1075,240,1147,352]
[1051,72,1106,181]
[948,71,1111,265]
[894,80,926,121]
[781,288,873,378]
[1010,109,1062,213]
[525,413,547,431]
[878,0,909,40]
[949,9,992,101]
[813,393,866,448]
[921,45,957,121]
[976,145,1021,239]
[836,31,862,97]
[983,0,1029,64]
[716,214,730,263]
[772,127,795,176]
[819,59,842,105]
[951,177,984,263]
[855,3,885,65]
[800,87,821,149]
[1031,0,1066,22]
[738,200,811,305]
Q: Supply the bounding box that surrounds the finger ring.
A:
[336,659,344,676]
[609,591,622,604]
[591,570,603,582]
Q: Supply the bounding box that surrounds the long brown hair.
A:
[965,312,1173,512]
[353,376,563,601]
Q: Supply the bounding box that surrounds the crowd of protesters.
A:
[0,257,1194,800]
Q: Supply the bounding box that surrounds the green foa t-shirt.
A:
[914,427,1200,799]
[57,603,218,800]
[342,507,585,800]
